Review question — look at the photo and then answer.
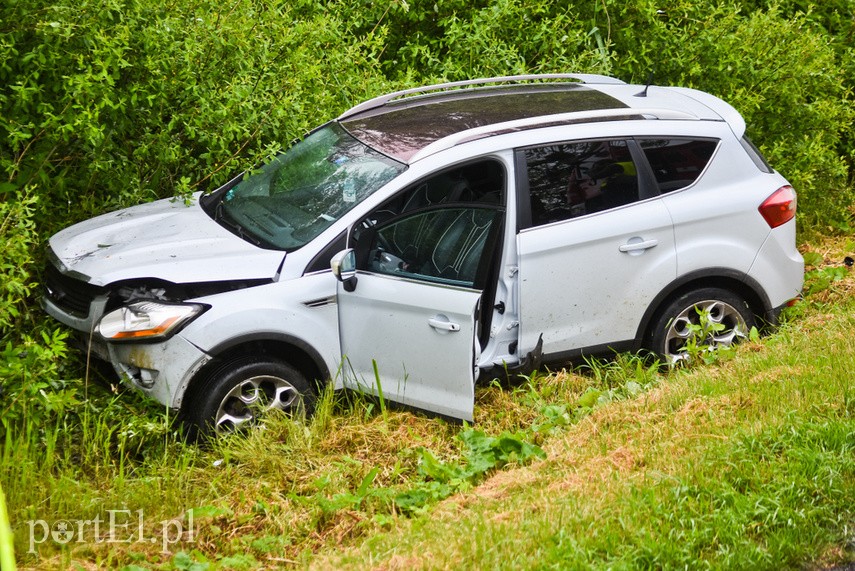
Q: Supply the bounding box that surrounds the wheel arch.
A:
[178,333,331,412]
[636,268,773,345]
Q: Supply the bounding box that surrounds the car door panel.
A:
[517,199,676,357]
[337,274,479,420]
[336,202,504,422]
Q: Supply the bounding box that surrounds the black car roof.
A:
[340,84,628,162]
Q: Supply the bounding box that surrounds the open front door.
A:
[337,274,480,420]
[333,206,502,421]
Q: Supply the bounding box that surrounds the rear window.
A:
[638,138,718,193]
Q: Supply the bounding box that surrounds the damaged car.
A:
[43,74,803,435]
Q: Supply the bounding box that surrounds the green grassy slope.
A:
[10,240,854,570]
[314,245,855,570]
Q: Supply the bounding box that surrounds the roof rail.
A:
[408,107,701,163]
[338,73,626,121]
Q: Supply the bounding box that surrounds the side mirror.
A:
[330,249,358,292]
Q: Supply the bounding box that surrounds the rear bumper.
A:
[747,221,804,311]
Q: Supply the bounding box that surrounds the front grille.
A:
[44,263,106,318]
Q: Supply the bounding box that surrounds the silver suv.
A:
[43,74,803,434]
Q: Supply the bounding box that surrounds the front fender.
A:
[176,274,342,400]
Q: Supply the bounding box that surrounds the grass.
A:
[4,237,855,569]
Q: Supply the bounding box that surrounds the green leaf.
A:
[188,505,233,520]
[749,326,761,343]
[577,388,602,409]
[802,251,823,267]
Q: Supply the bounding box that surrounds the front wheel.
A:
[648,288,755,364]
[183,357,313,438]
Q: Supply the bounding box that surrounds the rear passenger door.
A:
[515,139,677,359]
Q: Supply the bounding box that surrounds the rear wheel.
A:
[649,287,755,364]
[183,357,313,438]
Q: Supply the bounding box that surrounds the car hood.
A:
[49,197,286,286]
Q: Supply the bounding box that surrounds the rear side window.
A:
[523,139,641,226]
[638,138,718,193]
[740,136,773,173]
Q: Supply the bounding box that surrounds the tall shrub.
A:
[0,187,73,435]
[0,0,394,435]
[0,0,393,233]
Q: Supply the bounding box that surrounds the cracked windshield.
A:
[219,122,406,250]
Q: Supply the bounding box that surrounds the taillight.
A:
[759,185,796,228]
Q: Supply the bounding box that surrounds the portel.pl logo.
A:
[27,509,195,554]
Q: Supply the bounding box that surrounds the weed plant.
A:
[7,341,670,567]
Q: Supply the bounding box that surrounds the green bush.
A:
[2,0,852,232]
[0,186,73,434]
[0,0,405,448]
[606,3,854,231]
[0,0,394,233]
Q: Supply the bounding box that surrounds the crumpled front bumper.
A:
[105,335,212,410]
[46,290,211,410]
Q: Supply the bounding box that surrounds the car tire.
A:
[648,287,756,364]
[183,356,314,438]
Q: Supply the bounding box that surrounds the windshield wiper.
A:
[214,202,264,247]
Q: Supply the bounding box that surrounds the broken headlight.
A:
[98,301,207,341]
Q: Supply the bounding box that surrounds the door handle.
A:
[428,316,461,332]
[619,239,659,253]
